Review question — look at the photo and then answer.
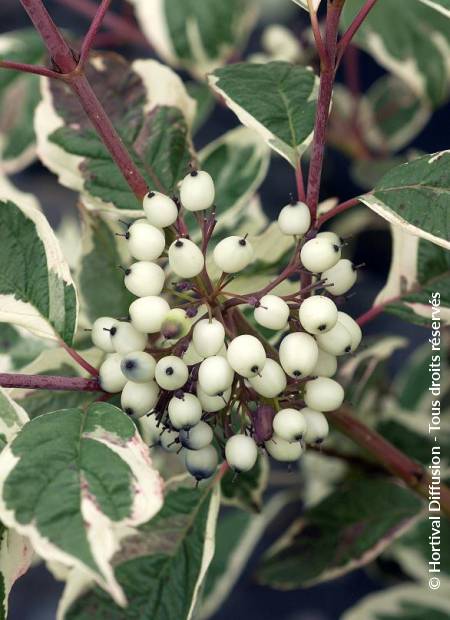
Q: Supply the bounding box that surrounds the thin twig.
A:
[336,0,379,65]
[60,340,99,376]
[79,0,112,68]
[0,60,64,80]
[317,196,361,228]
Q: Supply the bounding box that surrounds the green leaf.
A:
[0,200,78,344]
[359,152,450,250]
[0,323,48,371]
[0,403,163,605]
[0,29,44,172]
[186,82,215,134]
[209,61,318,167]
[418,0,450,16]
[221,453,269,512]
[61,482,220,620]
[256,479,423,589]
[36,56,195,213]
[0,389,28,453]
[77,212,134,323]
[342,583,450,620]
[341,0,450,106]
[129,0,257,78]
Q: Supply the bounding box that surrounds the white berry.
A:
[98,354,127,393]
[300,237,341,273]
[311,348,337,378]
[277,201,311,236]
[120,351,156,383]
[124,261,165,297]
[160,428,179,452]
[143,191,178,228]
[213,236,254,273]
[192,318,225,357]
[225,435,258,472]
[315,321,352,356]
[301,407,329,444]
[168,238,204,278]
[155,355,189,391]
[254,295,290,331]
[227,334,267,378]
[168,393,202,430]
[110,321,147,354]
[126,220,165,261]
[337,311,362,352]
[185,445,218,480]
[91,316,117,352]
[121,380,159,418]
[248,358,287,398]
[179,421,213,450]
[304,377,344,411]
[198,356,234,396]
[180,170,215,212]
[279,332,318,378]
[197,386,231,412]
[316,231,342,246]
[139,414,161,445]
[129,296,170,334]
[298,295,338,335]
[321,259,357,296]
[265,435,303,462]
[183,341,204,365]
[272,408,306,442]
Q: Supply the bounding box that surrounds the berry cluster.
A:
[91,170,361,482]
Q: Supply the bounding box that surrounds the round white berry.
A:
[183,341,204,366]
[254,295,290,331]
[197,386,231,413]
[168,393,202,430]
[121,380,159,418]
[316,231,342,246]
[160,428,179,452]
[155,356,189,391]
[272,408,306,442]
[91,316,117,352]
[301,407,329,444]
[279,332,318,378]
[321,259,357,296]
[185,445,218,480]
[139,414,161,445]
[120,351,156,383]
[180,170,215,212]
[110,321,147,355]
[298,295,338,335]
[248,358,287,398]
[129,296,170,334]
[311,348,337,378]
[126,220,165,262]
[192,318,225,358]
[143,191,178,228]
[213,236,254,274]
[227,335,267,378]
[336,311,362,352]
[98,354,127,393]
[225,435,258,473]
[304,377,344,411]
[277,201,311,236]
[300,237,341,273]
[168,238,204,279]
[198,356,234,396]
[315,321,352,356]
[124,261,165,298]
[265,435,303,462]
[179,421,213,450]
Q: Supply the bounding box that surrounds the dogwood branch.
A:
[337,0,379,64]
[317,196,361,228]
[17,0,149,200]
[79,0,112,67]
[0,373,101,392]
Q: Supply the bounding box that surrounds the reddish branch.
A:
[0,373,101,392]
[317,196,361,228]
[337,0,379,65]
[17,0,149,200]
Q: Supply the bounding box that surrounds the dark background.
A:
[1,1,447,618]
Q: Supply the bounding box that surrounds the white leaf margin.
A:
[0,200,78,343]
[35,59,197,217]
[418,0,450,18]
[291,0,322,12]
[0,409,164,606]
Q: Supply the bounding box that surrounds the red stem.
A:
[0,60,63,80]
[295,161,306,202]
[336,0,379,65]
[0,373,101,392]
[79,0,112,67]
[306,0,345,222]
[18,0,149,200]
[56,0,149,48]
[60,341,99,376]
[317,196,361,228]
[307,0,328,66]
[356,295,401,326]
